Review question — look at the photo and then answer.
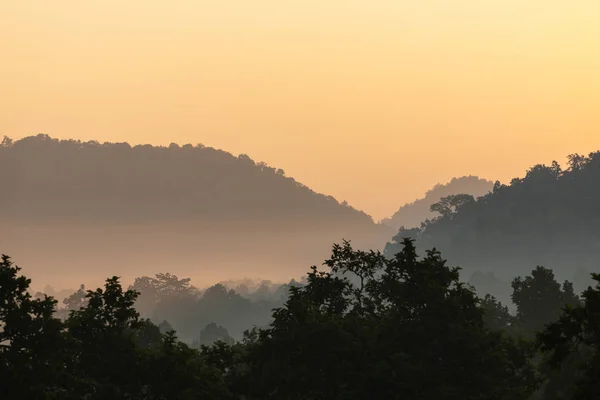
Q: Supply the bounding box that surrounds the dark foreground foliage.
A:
[2,240,600,399]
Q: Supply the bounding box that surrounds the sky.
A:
[2,1,600,220]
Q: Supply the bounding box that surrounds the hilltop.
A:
[0,134,393,287]
[381,176,493,230]
[0,134,376,225]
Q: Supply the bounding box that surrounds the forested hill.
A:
[0,134,374,226]
[381,176,493,230]
[0,134,392,287]
[384,152,600,283]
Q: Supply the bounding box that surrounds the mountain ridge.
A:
[384,152,600,284]
[0,134,392,288]
[0,134,377,226]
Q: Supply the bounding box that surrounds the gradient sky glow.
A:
[2,1,600,219]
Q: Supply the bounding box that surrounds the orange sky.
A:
[2,1,599,220]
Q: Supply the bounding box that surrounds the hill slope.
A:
[0,134,392,287]
[381,176,493,230]
[0,134,376,225]
[384,152,600,283]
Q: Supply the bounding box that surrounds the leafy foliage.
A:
[213,239,539,399]
[511,267,580,337]
[0,255,68,398]
[538,274,600,400]
[4,235,600,399]
[480,294,515,332]
[0,255,231,399]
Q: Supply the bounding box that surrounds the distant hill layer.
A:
[0,134,377,226]
[381,176,494,230]
[384,153,600,282]
[0,135,392,287]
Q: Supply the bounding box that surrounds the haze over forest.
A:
[3,1,600,399]
[3,1,600,219]
[3,134,599,306]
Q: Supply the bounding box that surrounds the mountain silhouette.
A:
[0,134,392,288]
[381,176,493,230]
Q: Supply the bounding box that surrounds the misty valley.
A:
[1,135,600,399]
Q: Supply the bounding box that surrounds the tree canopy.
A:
[202,239,540,399]
[3,235,600,398]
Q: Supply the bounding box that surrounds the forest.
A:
[2,238,600,399]
[384,152,600,305]
[4,0,599,397]
[4,136,600,398]
[0,135,391,289]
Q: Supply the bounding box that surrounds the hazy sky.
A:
[2,1,599,220]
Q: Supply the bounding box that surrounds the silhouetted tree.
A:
[222,239,538,399]
[538,273,600,399]
[0,255,70,398]
[56,284,88,319]
[429,193,476,218]
[511,266,580,337]
[480,294,515,332]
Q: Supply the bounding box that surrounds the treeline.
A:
[0,134,374,226]
[385,152,600,282]
[3,241,600,399]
